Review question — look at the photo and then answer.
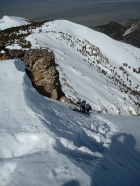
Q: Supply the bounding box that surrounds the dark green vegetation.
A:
[0,20,50,49]
[92,57,140,109]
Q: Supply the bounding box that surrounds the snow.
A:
[0,15,31,30]
[1,17,139,115]
[0,50,5,53]
[23,20,140,115]
[0,17,140,185]
[0,59,140,186]
[5,44,22,50]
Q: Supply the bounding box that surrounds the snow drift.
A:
[0,59,140,186]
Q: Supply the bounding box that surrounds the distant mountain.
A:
[0,16,140,115]
[93,19,140,48]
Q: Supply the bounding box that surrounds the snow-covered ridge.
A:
[27,20,140,115]
[0,15,31,30]
[1,17,140,115]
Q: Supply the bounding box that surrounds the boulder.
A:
[24,49,65,100]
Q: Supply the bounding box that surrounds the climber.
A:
[80,100,86,112]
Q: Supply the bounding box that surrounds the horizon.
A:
[0,1,140,27]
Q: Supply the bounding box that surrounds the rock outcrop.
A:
[0,48,25,60]
[7,49,25,60]
[0,52,10,60]
[0,41,5,50]
[24,49,65,100]
[0,47,68,101]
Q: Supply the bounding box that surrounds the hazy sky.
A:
[0,0,140,27]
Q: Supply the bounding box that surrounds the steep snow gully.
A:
[0,59,140,186]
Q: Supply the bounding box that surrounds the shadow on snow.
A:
[23,73,140,186]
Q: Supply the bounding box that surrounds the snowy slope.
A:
[0,59,140,186]
[25,20,140,115]
[1,18,140,115]
[0,15,31,30]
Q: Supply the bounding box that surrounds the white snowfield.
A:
[0,59,140,186]
[0,15,31,30]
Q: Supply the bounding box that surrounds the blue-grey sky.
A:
[0,0,140,27]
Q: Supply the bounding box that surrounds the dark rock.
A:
[7,49,25,58]
[0,49,25,60]
[0,41,5,50]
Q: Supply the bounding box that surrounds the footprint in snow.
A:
[100,164,110,171]
[117,161,124,166]
[115,152,120,156]
[50,167,69,177]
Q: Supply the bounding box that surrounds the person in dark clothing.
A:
[85,103,90,113]
[80,100,86,112]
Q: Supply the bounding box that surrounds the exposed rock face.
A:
[0,46,68,101]
[0,52,11,60]
[0,49,25,60]
[24,49,65,100]
[7,49,25,60]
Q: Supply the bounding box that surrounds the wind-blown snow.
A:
[0,15,31,30]
[0,59,140,186]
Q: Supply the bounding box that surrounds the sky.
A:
[0,0,140,27]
